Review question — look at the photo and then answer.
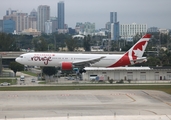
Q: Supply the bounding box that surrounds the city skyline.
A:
[0,0,171,29]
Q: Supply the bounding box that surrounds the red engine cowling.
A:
[61,62,73,70]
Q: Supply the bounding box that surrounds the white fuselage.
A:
[15,53,124,68]
[15,34,151,68]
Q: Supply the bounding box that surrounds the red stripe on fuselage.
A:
[108,52,130,67]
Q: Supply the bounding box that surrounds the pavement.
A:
[0,90,171,120]
[1,71,171,119]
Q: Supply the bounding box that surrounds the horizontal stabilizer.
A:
[130,57,147,64]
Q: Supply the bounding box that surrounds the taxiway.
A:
[0,90,171,120]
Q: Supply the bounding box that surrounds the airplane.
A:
[15,34,151,73]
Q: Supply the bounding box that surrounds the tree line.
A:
[0,32,94,52]
[1,31,171,68]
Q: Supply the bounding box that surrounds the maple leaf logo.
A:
[133,45,146,57]
[131,41,146,60]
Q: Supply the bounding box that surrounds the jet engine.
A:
[61,62,73,70]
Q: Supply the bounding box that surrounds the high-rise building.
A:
[37,5,50,32]
[110,12,119,40]
[3,11,28,33]
[105,22,111,30]
[75,22,95,35]
[110,12,117,23]
[28,9,37,30]
[3,19,15,33]
[111,22,120,40]
[84,22,95,35]
[147,27,159,33]
[30,9,37,17]
[16,13,28,33]
[57,1,65,29]
[6,8,17,16]
[0,20,3,32]
[3,10,17,33]
[45,20,52,34]
[75,22,84,33]
[3,8,38,34]
[120,23,147,41]
[50,17,58,33]
[158,29,169,35]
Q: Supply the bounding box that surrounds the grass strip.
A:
[0,85,171,94]
[21,71,37,76]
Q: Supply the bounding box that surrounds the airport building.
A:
[83,67,171,81]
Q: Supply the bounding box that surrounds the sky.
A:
[0,0,171,29]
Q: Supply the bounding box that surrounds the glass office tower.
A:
[57,1,65,29]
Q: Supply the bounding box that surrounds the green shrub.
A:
[108,79,114,84]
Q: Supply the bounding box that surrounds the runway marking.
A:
[166,114,171,120]
[166,102,171,106]
[8,95,18,98]
[110,93,136,96]
[143,110,157,115]
[126,94,136,102]
[109,93,136,102]
[164,102,171,107]
[60,94,71,96]
[142,91,171,107]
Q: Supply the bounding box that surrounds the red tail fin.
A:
[108,34,151,67]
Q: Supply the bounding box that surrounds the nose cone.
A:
[15,54,26,65]
[15,57,21,64]
[15,57,18,62]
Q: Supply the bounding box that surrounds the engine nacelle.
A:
[61,62,73,70]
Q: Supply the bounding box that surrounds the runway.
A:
[0,90,171,120]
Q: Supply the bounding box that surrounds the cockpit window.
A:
[20,56,23,58]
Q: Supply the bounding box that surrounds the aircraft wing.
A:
[73,56,106,67]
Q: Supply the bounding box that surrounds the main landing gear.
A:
[79,69,86,74]
[75,68,86,80]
